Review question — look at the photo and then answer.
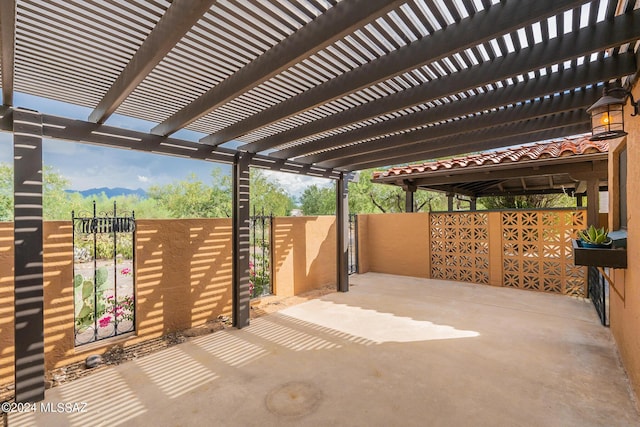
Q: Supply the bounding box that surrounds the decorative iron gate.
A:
[250,208,272,298]
[348,213,358,275]
[72,202,136,346]
[588,266,609,326]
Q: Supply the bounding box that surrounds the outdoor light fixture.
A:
[587,86,639,141]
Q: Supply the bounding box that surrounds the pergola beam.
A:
[271,53,635,160]
[88,0,215,124]
[311,87,599,166]
[349,122,590,171]
[210,0,584,147]
[322,106,590,169]
[0,113,342,179]
[152,0,405,137]
[0,0,15,106]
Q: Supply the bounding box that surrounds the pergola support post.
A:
[13,108,45,403]
[232,152,251,328]
[447,193,455,212]
[470,197,477,211]
[576,194,583,207]
[405,190,414,212]
[336,173,349,292]
[586,178,599,227]
[404,180,416,213]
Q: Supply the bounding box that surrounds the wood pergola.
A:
[1,0,639,402]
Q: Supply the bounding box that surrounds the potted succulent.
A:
[572,225,626,269]
[577,225,612,248]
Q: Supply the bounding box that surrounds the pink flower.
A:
[120,268,132,276]
[99,316,112,328]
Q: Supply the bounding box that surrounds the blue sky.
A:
[0,93,330,196]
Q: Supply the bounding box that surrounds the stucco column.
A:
[13,108,45,403]
[336,173,349,292]
[232,152,251,328]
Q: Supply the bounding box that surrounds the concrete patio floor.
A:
[10,272,639,426]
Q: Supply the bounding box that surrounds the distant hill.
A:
[65,187,148,199]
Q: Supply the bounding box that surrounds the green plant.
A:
[74,266,111,329]
[578,225,611,245]
[249,253,271,298]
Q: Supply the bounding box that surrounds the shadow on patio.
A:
[10,272,639,427]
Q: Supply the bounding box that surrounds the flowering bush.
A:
[99,294,135,327]
[74,267,135,332]
[249,256,270,298]
[99,316,112,328]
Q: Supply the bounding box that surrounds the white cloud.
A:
[137,175,149,183]
[262,170,332,197]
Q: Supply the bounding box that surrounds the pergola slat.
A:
[247,11,640,157]
[339,113,590,171]
[311,87,599,167]
[0,0,15,105]
[273,54,635,161]
[206,0,585,146]
[88,0,215,123]
[151,0,405,137]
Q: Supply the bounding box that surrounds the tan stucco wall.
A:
[357,215,370,274]
[357,213,430,278]
[272,216,336,297]
[0,222,14,386]
[0,219,233,387]
[610,81,640,400]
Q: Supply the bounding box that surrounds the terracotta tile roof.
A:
[373,137,609,179]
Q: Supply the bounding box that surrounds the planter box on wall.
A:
[572,239,627,269]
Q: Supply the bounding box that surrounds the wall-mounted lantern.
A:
[587,86,639,141]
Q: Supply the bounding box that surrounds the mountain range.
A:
[65,187,148,199]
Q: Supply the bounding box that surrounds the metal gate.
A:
[250,208,273,298]
[72,202,136,346]
[348,213,358,275]
[588,266,609,326]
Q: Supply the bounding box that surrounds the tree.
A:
[0,163,11,221]
[148,173,228,218]
[147,168,294,218]
[297,169,447,215]
[479,194,575,210]
[349,170,446,213]
[43,166,73,220]
[300,185,335,215]
[250,169,294,216]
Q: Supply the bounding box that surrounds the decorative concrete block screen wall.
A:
[357,209,587,296]
[501,210,586,296]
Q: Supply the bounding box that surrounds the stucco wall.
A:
[0,219,233,387]
[357,213,430,278]
[272,216,336,297]
[0,222,14,387]
[356,215,370,274]
[610,81,640,400]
